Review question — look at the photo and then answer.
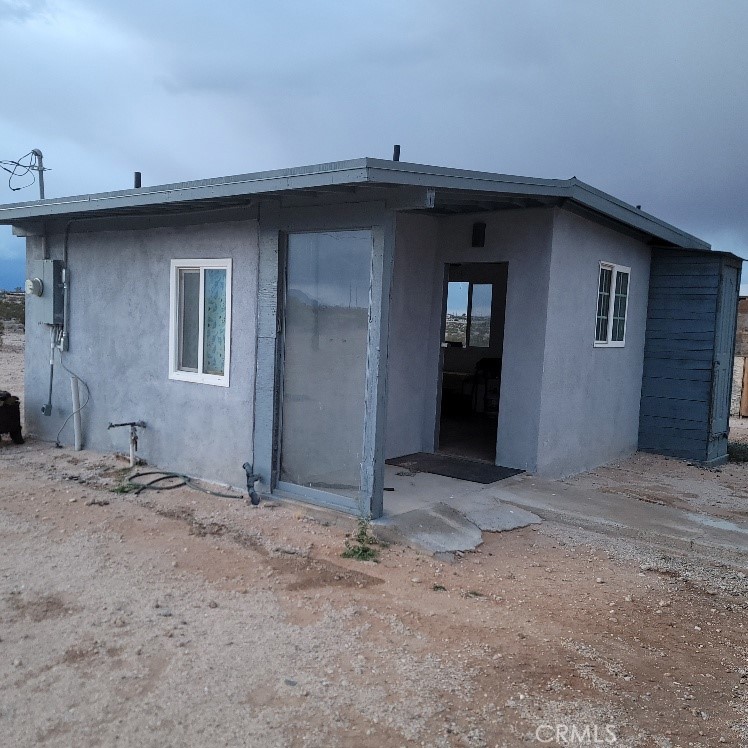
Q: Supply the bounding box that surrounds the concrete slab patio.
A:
[374,500,540,554]
[379,464,748,563]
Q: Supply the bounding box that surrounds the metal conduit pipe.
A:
[60,220,75,351]
[70,375,82,451]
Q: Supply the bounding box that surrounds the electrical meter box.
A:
[27,260,64,325]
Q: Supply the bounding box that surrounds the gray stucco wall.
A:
[24,219,259,488]
[384,208,554,471]
[384,214,441,459]
[439,210,555,471]
[536,209,651,476]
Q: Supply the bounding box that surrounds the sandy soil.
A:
[0,328,24,418]
[1,336,747,747]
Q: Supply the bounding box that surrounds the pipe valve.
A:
[108,421,146,467]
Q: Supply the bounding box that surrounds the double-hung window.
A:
[169,259,232,386]
[594,262,630,347]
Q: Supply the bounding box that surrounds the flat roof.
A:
[0,157,711,250]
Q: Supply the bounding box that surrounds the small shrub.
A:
[341,515,380,562]
[0,296,24,326]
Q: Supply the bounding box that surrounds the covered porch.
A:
[252,194,556,520]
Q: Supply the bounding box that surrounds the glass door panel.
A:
[279,230,372,500]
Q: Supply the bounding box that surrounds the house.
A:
[0,158,741,519]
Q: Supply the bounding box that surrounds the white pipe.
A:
[70,375,82,451]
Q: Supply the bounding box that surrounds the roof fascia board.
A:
[364,159,709,251]
[364,158,572,197]
[567,180,710,251]
[0,159,371,222]
[0,155,712,253]
[14,203,261,236]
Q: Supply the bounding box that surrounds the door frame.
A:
[434,261,508,460]
[253,202,394,518]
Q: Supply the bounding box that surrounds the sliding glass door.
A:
[278,230,372,508]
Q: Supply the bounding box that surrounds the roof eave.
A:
[0,156,713,252]
[0,158,372,222]
[363,160,710,251]
[567,180,710,251]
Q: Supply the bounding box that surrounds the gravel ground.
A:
[1,335,747,747]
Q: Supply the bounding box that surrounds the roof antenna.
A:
[134,171,142,189]
[392,144,400,162]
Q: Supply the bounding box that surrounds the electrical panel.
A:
[26,260,64,325]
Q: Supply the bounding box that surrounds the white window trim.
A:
[168,258,232,386]
[594,261,630,349]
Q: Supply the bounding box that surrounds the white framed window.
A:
[169,258,232,386]
[594,262,630,347]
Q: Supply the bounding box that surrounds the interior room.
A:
[438,262,508,462]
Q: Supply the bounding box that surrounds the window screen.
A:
[178,269,200,371]
[595,266,612,343]
[611,270,629,342]
[203,268,227,376]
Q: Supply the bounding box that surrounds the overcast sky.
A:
[1,0,747,290]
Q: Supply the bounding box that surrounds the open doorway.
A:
[437,262,508,462]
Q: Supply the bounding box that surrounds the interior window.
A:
[445,281,469,346]
[468,284,492,348]
[444,281,491,348]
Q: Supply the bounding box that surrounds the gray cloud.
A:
[1,0,747,288]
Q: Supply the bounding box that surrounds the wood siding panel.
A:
[638,249,741,464]
[640,377,711,399]
[648,275,720,290]
[639,396,710,421]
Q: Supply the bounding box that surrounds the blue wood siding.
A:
[638,249,741,463]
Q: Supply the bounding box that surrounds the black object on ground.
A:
[386,452,522,484]
[0,390,23,444]
[118,471,244,500]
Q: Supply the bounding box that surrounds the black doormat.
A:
[386,452,523,484]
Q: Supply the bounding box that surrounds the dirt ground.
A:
[1,334,747,747]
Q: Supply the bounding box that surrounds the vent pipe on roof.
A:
[134,171,142,189]
[392,145,400,162]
